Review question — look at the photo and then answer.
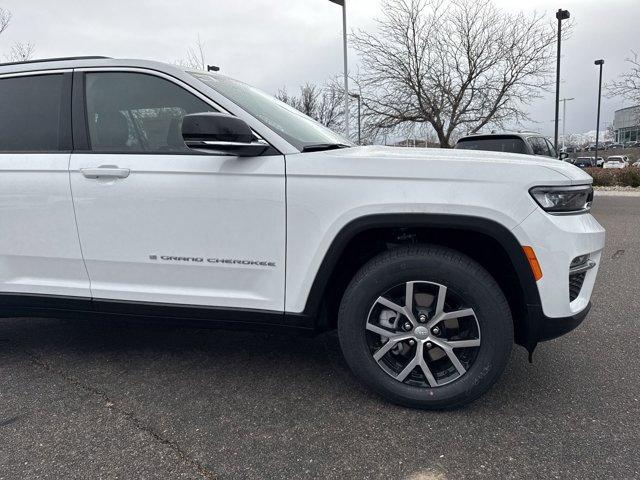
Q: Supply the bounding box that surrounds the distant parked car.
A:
[603,155,630,169]
[585,143,608,152]
[573,157,596,169]
[455,132,565,159]
[564,146,577,153]
[608,143,624,150]
[595,157,605,168]
[625,141,640,148]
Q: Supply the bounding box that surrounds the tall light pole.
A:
[594,59,604,163]
[330,0,349,140]
[560,97,574,150]
[554,8,570,152]
[350,92,361,145]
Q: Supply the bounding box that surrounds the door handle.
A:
[80,165,130,179]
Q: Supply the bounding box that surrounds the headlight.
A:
[529,185,593,214]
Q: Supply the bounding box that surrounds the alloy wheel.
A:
[365,281,481,387]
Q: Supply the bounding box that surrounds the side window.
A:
[0,74,64,152]
[545,138,557,158]
[528,137,550,156]
[84,72,216,153]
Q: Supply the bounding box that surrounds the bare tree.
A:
[276,80,343,130]
[278,77,394,144]
[4,41,35,62]
[351,0,559,147]
[176,35,207,70]
[0,7,35,62]
[0,7,11,36]
[607,51,640,105]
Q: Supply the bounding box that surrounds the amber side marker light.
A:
[523,246,543,281]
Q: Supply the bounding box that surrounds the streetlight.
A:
[329,0,350,140]
[349,92,361,145]
[560,97,574,150]
[554,8,570,152]
[594,59,604,163]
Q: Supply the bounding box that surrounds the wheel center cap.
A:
[414,326,429,339]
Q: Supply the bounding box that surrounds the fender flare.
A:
[302,213,543,349]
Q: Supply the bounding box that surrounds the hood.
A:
[307,145,592,186]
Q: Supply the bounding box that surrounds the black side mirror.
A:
[182,112,268,157]
[559,152,569,160]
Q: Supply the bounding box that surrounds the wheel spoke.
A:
[376,296,404,315]
[365,322,395,337]
[405,281,415,312]
[446,338,481,348]
[427,307,475,329]
[439,308,475,321]
[434,284,447,316]
[372,338,398,361]
[395,358,418,382]
[376,295,416,327]
[416,342,438,387]
[446,349,467,376]
[431,338,467,376]
[367,322,414,361]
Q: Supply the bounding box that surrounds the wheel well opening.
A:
[317,226,528,341]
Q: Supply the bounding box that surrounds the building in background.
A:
[613,105,640,143]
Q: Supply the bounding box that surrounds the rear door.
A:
[0,71,90,298]
[69,69,286,311]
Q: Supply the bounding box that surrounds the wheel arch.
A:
[303,214,542,349]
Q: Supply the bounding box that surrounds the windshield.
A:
[455,136,528,154]
[189,72,352,151]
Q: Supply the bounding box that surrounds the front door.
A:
[69,70,286,311]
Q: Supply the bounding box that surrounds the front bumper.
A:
[512,208,605,319]
[533,302,591,342]
[511,206,604,353]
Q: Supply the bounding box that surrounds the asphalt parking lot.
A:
[1,195,639,480]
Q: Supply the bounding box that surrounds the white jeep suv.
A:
[0,57,605,409]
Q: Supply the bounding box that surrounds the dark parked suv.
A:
[455,132,566,159]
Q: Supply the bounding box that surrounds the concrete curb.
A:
[594,190,640,197]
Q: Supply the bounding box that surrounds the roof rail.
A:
[0,56,111,68]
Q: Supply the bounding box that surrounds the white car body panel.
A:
[0,153,90,297]
[69,153,286,310]
[284,145,596,314]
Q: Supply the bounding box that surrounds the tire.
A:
[338,244,513,410]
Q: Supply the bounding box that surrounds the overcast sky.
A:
[1,0,638,137]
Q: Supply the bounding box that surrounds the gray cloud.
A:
[1,0,637,137]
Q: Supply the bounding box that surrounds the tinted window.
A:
[85,72,216,153]
[528,137,550,156]
[455,136,528,154]
[0,74,64,152]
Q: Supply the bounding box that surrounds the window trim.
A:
[544,138,557,158]
[0,69,73,154]
[72,67,281,156]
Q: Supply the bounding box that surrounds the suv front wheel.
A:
[338,245,513,409]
